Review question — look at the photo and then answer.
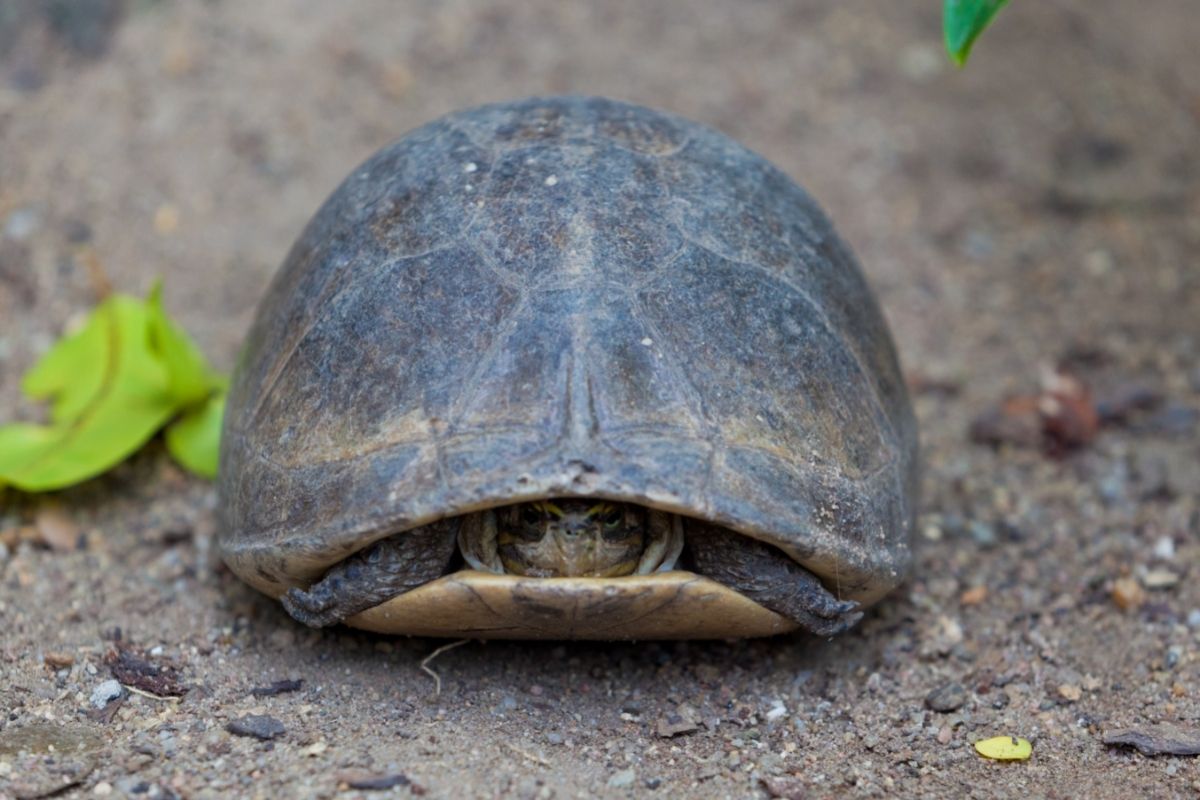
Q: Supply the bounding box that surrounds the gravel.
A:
[226,715,287,741]
[925,682,969,713]
[89,679,123,709]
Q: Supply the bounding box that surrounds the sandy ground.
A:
[1,1,1199,797]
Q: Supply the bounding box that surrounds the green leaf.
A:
[0,424,65,475]
[22,302,116,424]
[944,0,1009,66]
[0,296,177,491]
[147,280,220,406]
[165,390,226,479]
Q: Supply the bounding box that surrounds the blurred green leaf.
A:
[0,424,64,478]
[944,0,1009,66]
[147,280,222,406]
[0,296,177,491]
[22,302,114,424]
[165,389,226,479]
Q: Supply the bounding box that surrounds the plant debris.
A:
[969,369,1099,455]
[105,647,186,697]
[1095,382,1164,424]
[974,735,1032,761]
[43,651,75,669]
[1102,725,1200,756]
[249,678,304,697]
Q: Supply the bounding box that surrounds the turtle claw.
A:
[792,601,863,638]
[281,585,344,628]
[683,518,867,638]
[278,519,460,629]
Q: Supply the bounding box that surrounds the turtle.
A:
[217,96,918,640]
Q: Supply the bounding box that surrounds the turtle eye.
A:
[521,505,543,525]
[603,509,623,528]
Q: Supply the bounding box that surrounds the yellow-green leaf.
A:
[165,390,226,479]
[0,424,64,475]
[0,296,176,491]
[147,281,220,406]
[974,735,1032,761]
[22,299,121,424]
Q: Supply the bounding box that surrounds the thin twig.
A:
[504,742,551,767]
[420,639,469,697]
[122,684,182,703]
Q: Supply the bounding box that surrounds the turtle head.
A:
[498,499,646,577]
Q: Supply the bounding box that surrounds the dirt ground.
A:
[1,1,1199,798]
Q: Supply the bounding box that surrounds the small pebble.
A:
[925,682,967,713]
[1146,406,1199,435]
[656,713,699,738]
[607,768,635,789]
[898,44,942,81]
[620,697,644,715]
[1058,683,1082,703]
[90,679,123,709]
[1153,536,1176,561]
[226,714,286,741]
[4,208,39,240]
[154,204,180,234]
[1166,646,1183,669]
[960,585,988,606]
[968,520,996,547]
[1111,577,1146,610]
[1142,569,1179,589]
[1186,609,1200,628]
[63,219,92,243]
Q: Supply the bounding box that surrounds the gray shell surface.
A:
[218,96,918,608]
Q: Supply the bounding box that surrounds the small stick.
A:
[420,639,469,697]
[122,684,182,703]
[504,742,550,767]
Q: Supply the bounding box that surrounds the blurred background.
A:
[1,1,1198,797]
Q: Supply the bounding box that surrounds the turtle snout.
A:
[545,519,592,539]
[563,520,593,537]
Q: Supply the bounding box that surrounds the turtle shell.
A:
[217,96,918,639]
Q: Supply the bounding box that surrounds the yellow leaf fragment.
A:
[974,735,1032,761]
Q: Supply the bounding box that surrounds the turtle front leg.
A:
[683,519,862,637]
[281,518,459,628]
